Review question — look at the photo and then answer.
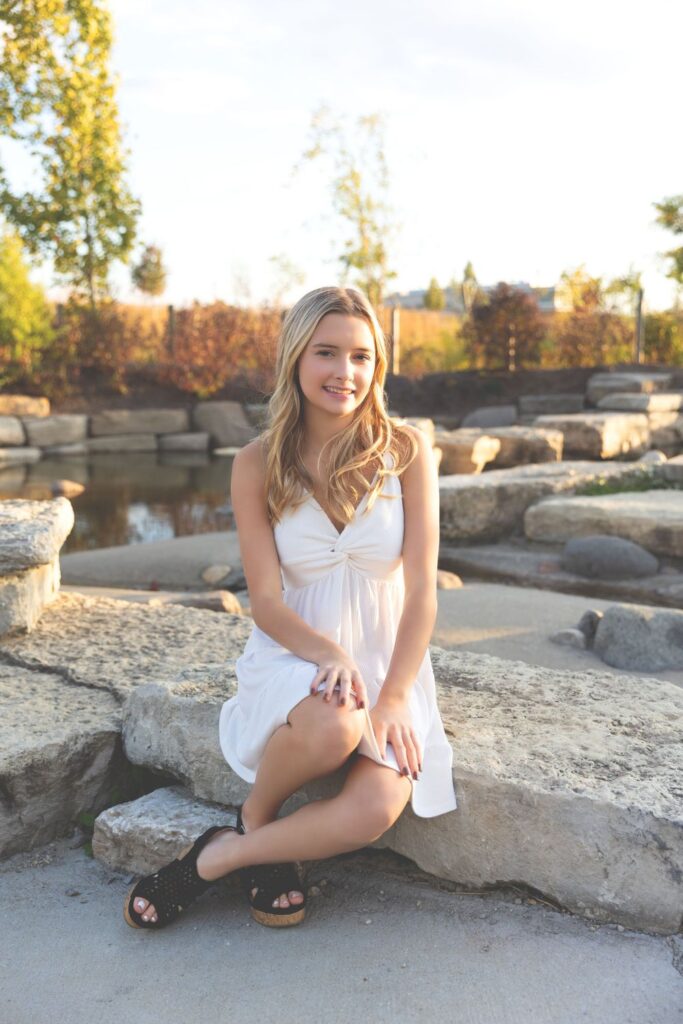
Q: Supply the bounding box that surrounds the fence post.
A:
[167,304,175,358]
[635,289,644,364]
[391,306,400,374]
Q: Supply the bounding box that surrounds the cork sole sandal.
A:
[236,806,306,928]
[123,823,238,930]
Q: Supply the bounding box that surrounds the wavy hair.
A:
[259,285,418,528]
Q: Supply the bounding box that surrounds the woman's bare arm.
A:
[378,425,439,704]
[231,440,342,665]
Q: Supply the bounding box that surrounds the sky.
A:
[6,0,683,310]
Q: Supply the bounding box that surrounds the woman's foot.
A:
[240,802,305,909]
[131,826,240,924]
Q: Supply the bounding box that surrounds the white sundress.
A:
[218,450,458,818]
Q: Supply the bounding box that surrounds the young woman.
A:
[124,285,458,929]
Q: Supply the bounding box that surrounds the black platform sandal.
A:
[123,823,238,930]
[236,806,306,928]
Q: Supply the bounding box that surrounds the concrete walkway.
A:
[1,836,680,1024]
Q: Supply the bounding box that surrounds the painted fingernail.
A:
[358,700,365,709]
[340,697,346,705]
[412,771,418,781]
[401,767,409,776]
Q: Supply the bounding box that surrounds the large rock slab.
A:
[586,372,672,405]
[0,395,49,417]
[192,401,257,446]
[518,394,585,416]
[439,461,657,543]
[0,591,252,702]
[158,432,209,452]
[0,497,74,572]
[0,558,61,635]
[459,425,563,468]
[533,413,650,459]
[0,663,123,858]
[90,408,189,436]
[0,416,25,446]
[433,429,500,474]
[597,392,683,413]
[87,433,157,453]
[22,414,87,447]
[525,491,683,557]
[119,649,683,934]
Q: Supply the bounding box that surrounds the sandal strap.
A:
[128,823,236,928]
[235,806,305,914]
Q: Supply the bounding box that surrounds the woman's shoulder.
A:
[232,437,267,493]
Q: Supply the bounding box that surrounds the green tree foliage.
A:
[463,282,545,370]
[298,104,397,307]
[461,261,481,315]
[424,277,445,310]
[131,244,167,297]
[0,1,141,305]
[0,228,54,386]
[654,194,683,286]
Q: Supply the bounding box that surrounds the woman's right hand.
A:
[310,646,368,709]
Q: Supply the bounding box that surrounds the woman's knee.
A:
[288,695,365,762]
[344,764,411,842]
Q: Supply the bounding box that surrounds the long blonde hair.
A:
[260,285,418,528]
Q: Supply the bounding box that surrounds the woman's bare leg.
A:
[133,692,366,923]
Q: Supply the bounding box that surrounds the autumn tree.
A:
[298,105,397,307]
[461,261,481,315]
[463,283,545,370]
[424,277,445,310]
[131,244,167,297]
[0,1,141,305]
[555,266,632,365]
[654,194,683,286]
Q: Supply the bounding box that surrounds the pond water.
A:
[0,453,235,553]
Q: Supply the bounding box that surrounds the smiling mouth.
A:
[323,386,355,395]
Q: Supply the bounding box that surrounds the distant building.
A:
[385,282,558,313]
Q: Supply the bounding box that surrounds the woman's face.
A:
[297,313,377,418]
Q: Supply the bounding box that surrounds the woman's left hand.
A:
[370,694,422,780]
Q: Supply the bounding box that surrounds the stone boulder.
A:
[0,663,123,858]
[90,408,189,436]
[0,416,25,446]
[560,535,660,580]
[593,604,683,671]
[433,429,500,474]
[392,417,436,446]
[439,461,657,543]
[461,404,517,428]
[22,414,88,447]
[658,454,683,483]
[192,401,258,446]
[533,412,650,459]
[0,561,61,635]
[525,490,683,558]
[0,497,74,573]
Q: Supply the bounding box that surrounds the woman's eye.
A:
[318,351,370,360]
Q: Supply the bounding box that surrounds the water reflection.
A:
[0,452,235,553]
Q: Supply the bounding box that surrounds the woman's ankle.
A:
[240,799,279,832]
